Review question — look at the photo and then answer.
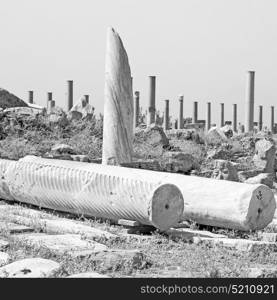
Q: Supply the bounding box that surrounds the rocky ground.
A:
[1,104,277,277]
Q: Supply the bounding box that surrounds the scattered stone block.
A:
[0,221,33,234]
[0,258,60,278]
[0,240,9,251]
[166,228,227,240]
[90,249,148,271]
[37,219,117,241]
[51,144,75,155]
[71,155,90,162]
[12,233,108,255]
[259,232,277,242]
[220,124,233,138]
[161,152,195,174]
[193,237,277,252]
[67,272,110,278]
[211,160,238,181]
[253,139,276,173]
[0,252,10,267]
[136,124,169,148]
[68,96,95,121]
[206,127,227,144]
[244,173,274,188]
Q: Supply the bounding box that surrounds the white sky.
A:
[1,0,277,126]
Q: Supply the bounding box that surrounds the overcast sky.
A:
[1,0,277,126]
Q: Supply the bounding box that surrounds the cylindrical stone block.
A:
[206,102,211,131]
[134,91,140,128]
[164,99,170,130]
[28,91,34,104]
[258,105,263,131]
[67,80,73,111]
[193,101,198,123]
[147,76,156,126]
[233,104,237,132]
[271,106,274,133]
[220,103,224,127]
[4,157,184,231]
[245,71,255,132]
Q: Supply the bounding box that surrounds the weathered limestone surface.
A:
[0,258,60,278]
[0,221,33,234]
[67,272,110,278]
[3,156,184,231]
[12,233,107,254]
[0,252,10,267]
[102,27,133,165]
[193,236,277,252]
[211,159,238,182]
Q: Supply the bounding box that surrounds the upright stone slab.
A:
[193,101,198,124]
[164,99,169,130]
[147,76,156,126]
[28,91,34,104]
[134,91,140,128]
[271,106,274,133]
[258,105,263,131]
[102,27,133,165]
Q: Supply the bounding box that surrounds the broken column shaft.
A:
[193,101,198,123]
[245,71,255,132]
[84,95,89,104]
[102,27,133,165]
[233,104,237,132]
[67,80,73,111]
[147,76,156,126]
[220,103,224,127]
[258,105,263,131]
[164,99,169,130]
[178,95,184,129]
[206,102,211,131]
[271,106,274,133]
[28,91,34,104]
[134,91,140,128]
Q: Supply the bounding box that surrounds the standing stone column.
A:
[193,101,198,123]
[178,95,184,129]
[102,27,133,165]
[84,95,89,104]
[206,102,211,131]
[67,80,73,111]
[147,76,156,126]
[258,105,263,131]
[245,71,255,132]
[47,92,52,113]
[233,104,237,132]
[134,91,140,128]
[271,106,274,133]
[220,103,224,127]
[174,119,178,129]
[28,91,34,104]
[164,99,170,130]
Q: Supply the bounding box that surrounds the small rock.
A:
[0,258,60,278]
[247,265,277,278]
[67,272,110,278]
[211,160,238,181]
[161,152,196,173]
[68,96,95,121]
[220,124,233,138]
[244,173,274,188]
[136,124,169,147]
[0,240,9,251]
[51,144,75,155]
[0,252,10,267]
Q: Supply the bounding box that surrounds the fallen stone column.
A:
[3,157,184,231]
[161,173,276,231]
[0,159,15,201]
[1,157,275,231]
